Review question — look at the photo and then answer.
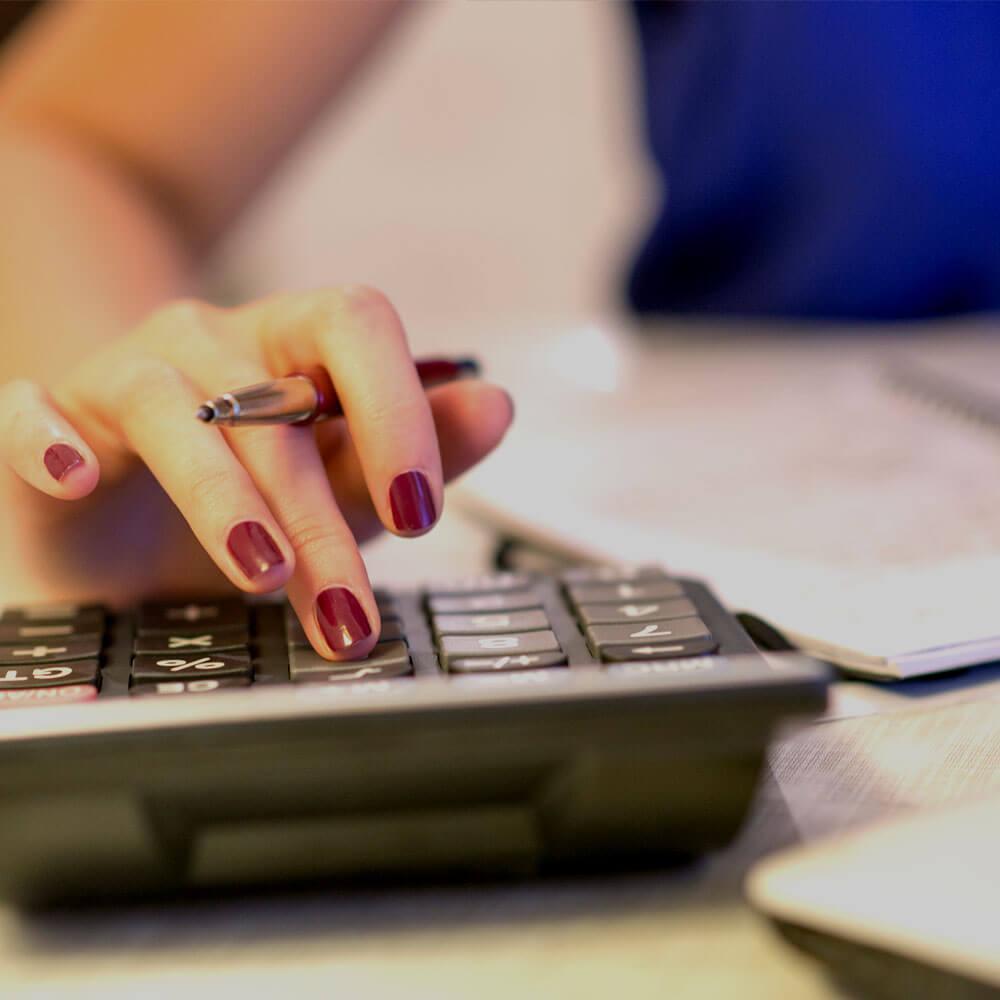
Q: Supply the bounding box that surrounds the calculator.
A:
[0,566,828,905]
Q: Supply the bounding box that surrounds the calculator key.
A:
[0,660,100,688]
[0,602,104,626]
[133,627,249,655]
[131,652,252,681]
[447,651,568,673]
[426,573,532,597]
[0,640,102,665]
[427,591,542,615]
[575,598,698,627]
[290,641,413,682]
[286,617,405,646]
[130,677,252,696]
[137,599,246,635]
[567,580,685,604]
[372,590,400,615]
[294,662,413,684]
[585,616,711,648]
[438,630,561,667]
[376,619,406,643]
[597,635,719,662]
[560,565,667,584]
[0,684,98,708]
[0,621,102,643]
[432,609,550,636]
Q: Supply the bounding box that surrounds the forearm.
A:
[0,122,191,383]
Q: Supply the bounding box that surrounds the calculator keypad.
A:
[574,597,698,626]
[0,684,98,708]
[432,610,551,636]
[0,640,102,664]
[290,641,413,683]
[137,599,246,634]
[447,652,568,673]
[0,566,746,702]
[131,652,253,682]
[130,677,252,696]
[0,661,100,688]
[132,628,249,655]
[0,621,102,642]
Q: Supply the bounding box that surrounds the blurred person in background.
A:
[0,1,993,659]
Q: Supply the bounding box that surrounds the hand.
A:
[0,287,513,659]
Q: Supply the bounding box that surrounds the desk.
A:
[0,789,832,1000]
[4,512,997,999]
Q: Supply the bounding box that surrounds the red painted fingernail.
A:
[227,521,285,581]
[43,443,84,483]
[315,587,372,653]
[389,470,437,534]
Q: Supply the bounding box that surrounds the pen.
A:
[196,357,480,427]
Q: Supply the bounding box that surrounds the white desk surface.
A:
[5,511,998,1000]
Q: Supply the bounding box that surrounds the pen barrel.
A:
[213,376,320,426]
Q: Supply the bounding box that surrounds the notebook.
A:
[455,316,1000,679]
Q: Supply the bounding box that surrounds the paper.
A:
[458,317,1000,672]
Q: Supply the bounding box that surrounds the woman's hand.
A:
[0,287,513,660]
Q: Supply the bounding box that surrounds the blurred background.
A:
[208,1,654,349]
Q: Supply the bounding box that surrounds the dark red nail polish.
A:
[389,470,436,534]
[227,521,285,581]
[43,443,83,483]
[315,587,372,652]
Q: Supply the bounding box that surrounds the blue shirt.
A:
[627,1,1000,319]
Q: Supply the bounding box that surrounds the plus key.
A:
[0,640,101,664]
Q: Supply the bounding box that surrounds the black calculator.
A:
[0,566,827,905]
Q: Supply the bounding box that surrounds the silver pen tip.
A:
[196,403,215,423]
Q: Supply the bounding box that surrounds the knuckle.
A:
[338,283,395,319]
[111,357,188,415]
[362,393,428,435]
[281,508,346,563]
[186,465,233,512]
[307,285,403,344]
[137,299,216,350]
[0,378,43,413]
[154,298,213,331]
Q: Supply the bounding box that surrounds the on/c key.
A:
[0,684,98,708]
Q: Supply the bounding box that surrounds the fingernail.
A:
[43,443,84,483]
[315,587,372,652]
[227,521,285,581]
[389,470,437,534]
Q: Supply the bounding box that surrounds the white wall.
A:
[213,0,655,353]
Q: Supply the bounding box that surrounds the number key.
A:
[584,616,711,649]
[437,630,561,669]
[567,580,685,604]
[432,609,550,636]
[575,598,697,627]
[427,591,542,615]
